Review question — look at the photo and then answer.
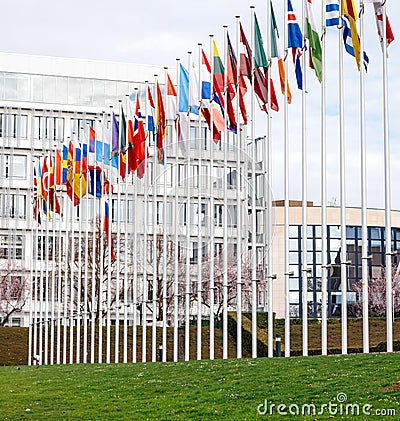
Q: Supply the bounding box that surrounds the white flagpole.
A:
[162,67,169,363]
[56,166,63,365]
[196,45,203,361]
[283,13,291,358]
[90,119,98,364]
[50,147,57,365]
[83,125,90,364]
[321,0,328,356]
[63,139,71,364]
[222,26,229,360]
[142,81,150,363]
[301,0,309,357]
[208,37,215,360]
[69,133,78,365]
[185,54,192,362]
[359,1,369,354]
[235,16,243,359]
[152,76,159,363]
[114,103,122,364]
[121,99,129,364]
[76,129,84,364]
[44,171,49,365]
[339,9,348,355]
[250,5,258,359]
[106,117,112,365]
[266,0,274,359]
[382,1,393,353]
[173,60,180,362]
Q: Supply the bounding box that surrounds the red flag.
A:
[156,81,165,164]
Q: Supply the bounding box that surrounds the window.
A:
[227,168,237,189]
[214,204,223,227]
[178,164,186,187]
[0,235,24,260]
[0,113,28,138]
[227,205,237,228]
[34,116,65,141]
[1,155,27,179]
[0,193,26,219]
[148,201,173,225]
[112,199,135,223]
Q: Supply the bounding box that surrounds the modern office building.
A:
[1,51,399,336]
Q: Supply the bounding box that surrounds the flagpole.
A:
[173,62,180,362]
[301,0,309,357]
[266,0,274,359]
[359,1,369,354]
[321,0,328,357]
[339,9,348,355]
[82,125,90,364]
[44,167,49,365]
[162,67,169,363]
[235,16,243,359]
[222,26,229,360]
[50,146,57,364]
[56,158,62,365]
[142,81,150,363]
[63,139,70,364]
[185,54,192,362]
[250,6,258,359]
[114,104,121,364]
[382,1,393,353]
[152,76,159,363]
[196,45,203,361]
[209,36,216,360]
[76,129,84,364]
[90,121,98,364]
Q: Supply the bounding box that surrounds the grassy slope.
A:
[0,353,399,420]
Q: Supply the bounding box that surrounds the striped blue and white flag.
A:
[326,0,340,27]
[342,15,370,71]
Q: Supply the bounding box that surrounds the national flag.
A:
[166,72,177,120]
[54,149,62,185]
[288,0,303,90]
[200,49,224,142]
[156,81,166,164]
[239,23,252,81]
[305,0,322,82]
[119,107,127,180]
[103,202,116,262]
[88,167,111,198]
[225,33,238,132]
[112,113,119,156]
[342,15,370,71]
[270,2,291,104]
[189,61,200,115]
[62,142,69,183]
[47,155,61,215]
[364,1,394,49]
[41,157,50,204]
[33,164,42,225]
[132,93,147,178]
[326,0,340,27]
[146,86,156,132]
[212,40,225,99]
[341,0,363,70]
[227,32,248,125]
[88,126,96,167]
[179,63,189,113]
[253,13,279,112]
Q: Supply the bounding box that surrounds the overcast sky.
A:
[1,0,399,209]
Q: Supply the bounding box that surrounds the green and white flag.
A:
[305,0,322,82]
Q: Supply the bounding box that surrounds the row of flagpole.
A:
[20,0,396,364]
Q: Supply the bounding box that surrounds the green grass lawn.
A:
[0,353,399,420]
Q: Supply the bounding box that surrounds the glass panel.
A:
[93,79,105,107]
[43,75,56,103]
[32,75,43,102]
[4,73,18,100]
[56,76,68,104]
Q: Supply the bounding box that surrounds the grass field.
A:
[0,353,399,420]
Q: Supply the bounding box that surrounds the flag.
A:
[156,81,165,164]
[166,72,177,120]
[226,33,238,132]
[47,155,61,215]
[179,63,189,113]
[326,0,340,27]
[270,2,292,104]
[189,61,200,115]
[62,142,69,183]
[341,0,363,70]
[146,86,156,132]
[212,40,225,98]
[239,23,252,81]
[103,202,116,262]
[305,0,322,82]
[88,167,111,198]
[111,113,119,171]
[364,1,394,49]
[342,15,370,71]
[227,32,248,124]
[132,93,147,178]
[119,107,127,180]
[33,164,42,225]
[253,13,279,112]
[87,126,96,167]
[200,49,224,142]
[288,0,303,90]
[55,149,62,185]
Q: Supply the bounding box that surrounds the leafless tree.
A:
[0,261,28,326]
